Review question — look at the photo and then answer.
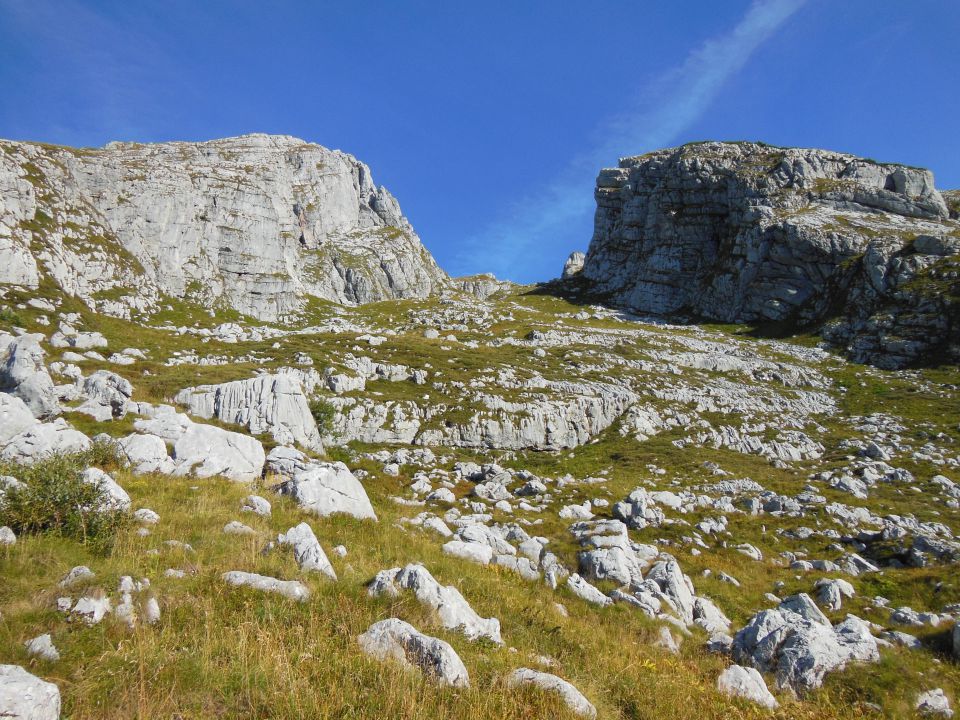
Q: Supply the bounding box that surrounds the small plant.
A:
[309,397,337,436]
[0,306,24,327]
[0,451,128,553]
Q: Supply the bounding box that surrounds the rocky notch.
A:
[0,134,448,321]
[577,141,959,368]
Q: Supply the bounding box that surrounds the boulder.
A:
[565,573,612,607]
[732,604,879,692]
[0,526,15,546]
[240,495,272,517]
[24,634,60,663]
[506,668,596,718]
[716,665,777,709]
[275,523,337,580]
[368,563,501,643]
[79,467,131,512]
[0,334,59,419]
[274,462,376,520]
[116,433,175,474]
[77,370,133,420]
[135,412,264,481]
[916,688,954,717]
[1,420,91,464]
[0,664,61,719]
[221,571,310,602]
[0,393,38,444]
[442,540,493,565]
[172,423,265,482]
[357,618,469,688]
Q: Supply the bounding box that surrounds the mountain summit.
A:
[0,134,447,322]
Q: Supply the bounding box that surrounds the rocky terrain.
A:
[574,142,960,369]
[0,136,958,719]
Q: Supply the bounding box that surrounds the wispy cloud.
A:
[454,0,807,282]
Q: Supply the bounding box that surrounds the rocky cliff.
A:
[0,134,447,321]
[580,142,960,368]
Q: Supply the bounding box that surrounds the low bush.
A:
[0,449,128,553]
[309,397,337,436]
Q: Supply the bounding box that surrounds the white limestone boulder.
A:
[506,668,596,718]
[0,393,38,445]
[0,333,59,419]
[274,461,376,520]
[716,665,778,709]
[368,563,501,643]
[357,618,469,688]
[1,420,91,464]
[221,571,310,602]
[276,522,337,579]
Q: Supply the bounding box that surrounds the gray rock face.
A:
[0,134,447,321]
[580,142,959,368]
[176,374,322,452]
[0,664,61,719]
[357,618,469,687]
[506,668,596,718]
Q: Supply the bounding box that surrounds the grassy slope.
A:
[0,288,958,718]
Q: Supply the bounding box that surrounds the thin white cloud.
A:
[454,0,807,282]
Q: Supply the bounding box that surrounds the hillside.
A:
[0,138,958,720]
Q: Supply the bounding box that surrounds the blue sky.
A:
[1,1,958,283]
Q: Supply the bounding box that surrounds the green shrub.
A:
[0,306,24,327]
[309,397,337,436]
[0,451,128,553]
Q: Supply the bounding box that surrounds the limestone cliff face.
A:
[581,142,959,367]
[0,134,447,320]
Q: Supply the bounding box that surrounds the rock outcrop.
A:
[0,134,447,321]
[580,142,959,368]
[175,374,322,451]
